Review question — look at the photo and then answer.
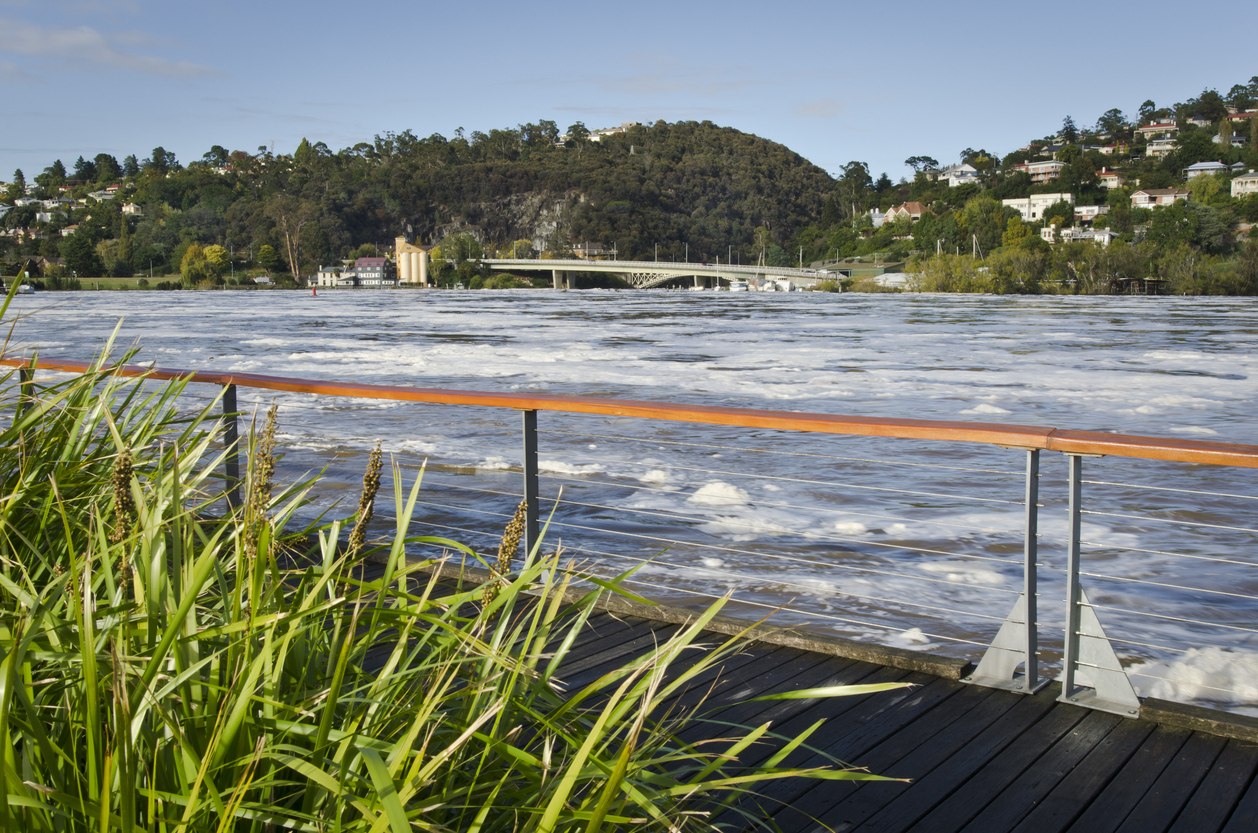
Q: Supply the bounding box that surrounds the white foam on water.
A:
[687,481,751,507]
[834,521,869,535]
[700,557,726,569]
[919,560,1005,586]
[1127,648,1258,716]
[539,460,604,475]
[960,403,1012,415]
[1169,425,1220,436]
[476,456,512,471]
[888,627,932,648]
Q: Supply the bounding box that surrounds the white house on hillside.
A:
[1002,193,1074,222]
[1232,171,1258,199]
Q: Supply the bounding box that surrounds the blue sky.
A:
[3,0,1256,184]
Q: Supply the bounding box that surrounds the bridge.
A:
[482,258,833,289]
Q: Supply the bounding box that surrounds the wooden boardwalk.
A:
[549,607,1258,833]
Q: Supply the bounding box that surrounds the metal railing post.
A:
[1061,453,1084,698]
[967,448,1046,693]
[1022,448,1041,689]
[521,409,540,561]
[222,383,241,510]
[1058,453,1141,716]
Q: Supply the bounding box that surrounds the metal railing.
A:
[5,355,1258,719]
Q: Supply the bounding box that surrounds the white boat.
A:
[16,284,34,295]
[728,280,748,292]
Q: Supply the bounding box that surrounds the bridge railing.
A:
[6,355,1258,719]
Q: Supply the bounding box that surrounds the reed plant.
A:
[0,306,904,830]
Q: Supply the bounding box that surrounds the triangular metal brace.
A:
[1058,588,1141,717]
[965,593,1048,694]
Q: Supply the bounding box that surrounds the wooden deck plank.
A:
[1062,725,1192,833]
[957,710,1123,833]
[859,685,1063,833]
[731,674,963,823]
[1167,739,1258,833]
[1220,757,1258,833]
[1009,717,1157,833]
[778,684,1004,832]
[908,703,1093,833]
[795,686,1031,833]
[1112,732,1229,833]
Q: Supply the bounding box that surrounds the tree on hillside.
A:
[257,244,282,274]
[905,156,940,173]
[40,160,67,188]
[1228,84,1256,112]
[836,161,872,220]
[204,244,230,275]
[202,145,230,167]
[1139,100,1157,123]
[145,147,177,176]
[93,154,121,183]
[6,170,24,200]
[1042,200,1074,229]
[1095,108,1127,136]
[1061,116,1079,144]
[59,232,104,277]
[72,156,97,184]
[122,155,140,178]
[264,196,317,277]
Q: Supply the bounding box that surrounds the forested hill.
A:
[2,120,836,279]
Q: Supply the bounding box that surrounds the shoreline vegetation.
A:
[0,285,905,829]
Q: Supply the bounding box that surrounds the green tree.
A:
[1042,200,1075,228]
[820,195,839,227]
[180,242,213,284]
[58,232,104,277]
[257,244,282,274]
[72,156,97,183]
[114,219,134,277]
[1218,117,1234,146]
[264,196,317,277]
[293,138,313,165]
[1061,116,1079,144]
[41,159,67,188]
[1094,109,1128,137]
[203,244,230,275]
[1002,215,1030,248]
[5,170,23,200]
[145,147,177,175]
[122,155,140,178]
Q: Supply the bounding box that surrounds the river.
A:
[8,289,1258,712]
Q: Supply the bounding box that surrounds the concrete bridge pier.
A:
[552,270,567,289]
[693,275,709,289]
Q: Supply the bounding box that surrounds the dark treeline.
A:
[1,120,833,284]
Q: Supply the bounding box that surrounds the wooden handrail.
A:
[5,355,1258,468]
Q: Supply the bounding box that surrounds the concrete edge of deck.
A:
[1141,697,1258,743]
[414,558,975,681]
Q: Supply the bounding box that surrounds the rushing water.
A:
[8,289,1258,711]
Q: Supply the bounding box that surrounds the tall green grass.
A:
[0,302,904,830]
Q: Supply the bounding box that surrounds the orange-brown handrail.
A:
[5,355,1258,468]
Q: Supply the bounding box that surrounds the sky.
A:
[2,0,1257,184]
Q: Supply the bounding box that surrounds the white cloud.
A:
[0,17,215,76]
